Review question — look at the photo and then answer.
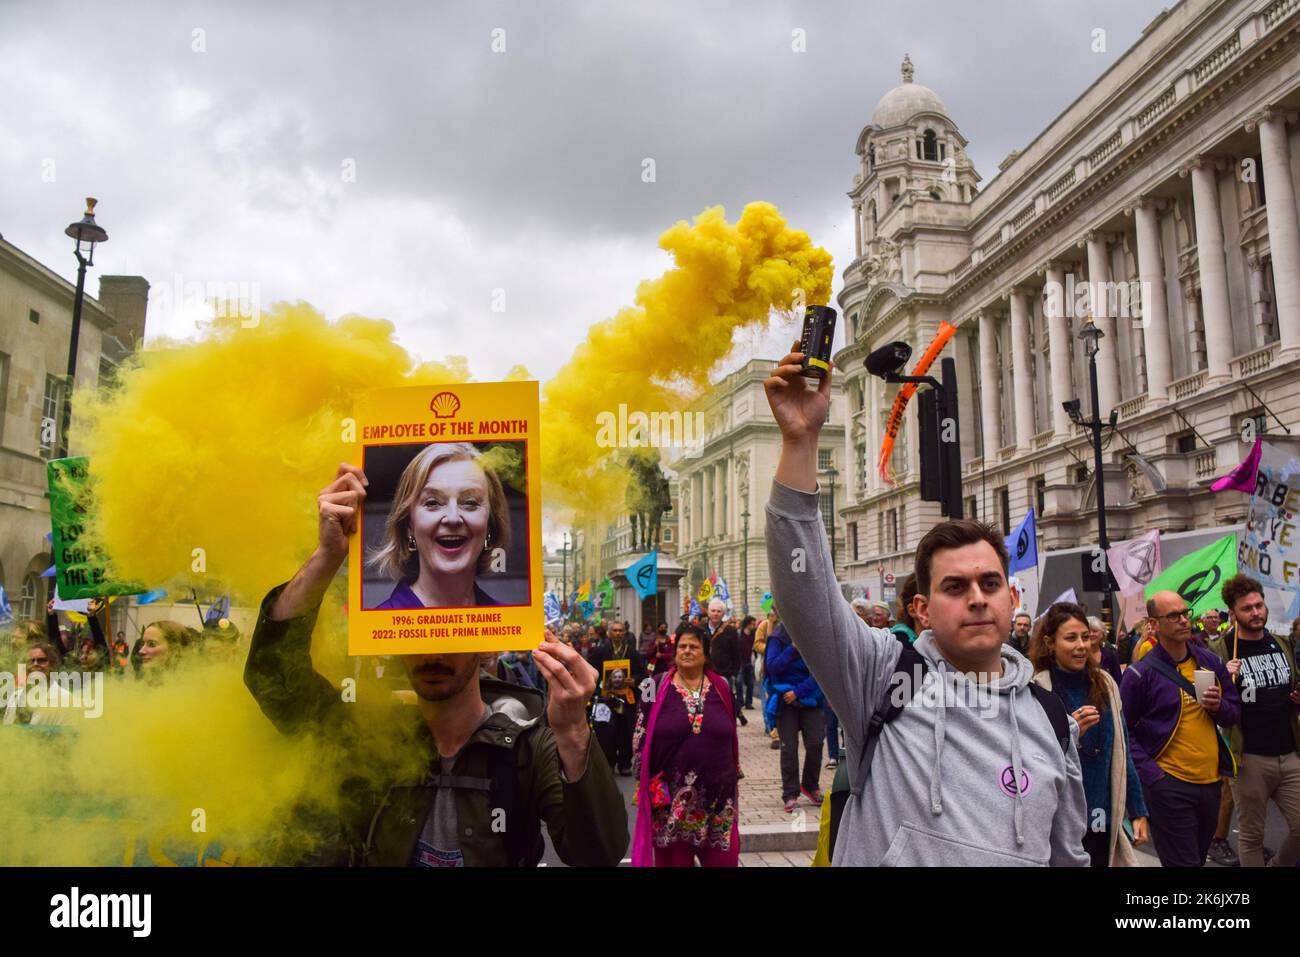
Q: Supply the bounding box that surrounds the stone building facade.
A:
[836,0,1300,605]
[0,233,149,620]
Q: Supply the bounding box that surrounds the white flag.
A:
[1107,529,1162,595]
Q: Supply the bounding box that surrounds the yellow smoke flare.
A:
[539,202,832,517]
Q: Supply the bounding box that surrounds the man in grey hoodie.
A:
[762,342,1088,866]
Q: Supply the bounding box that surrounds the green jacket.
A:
[1207,629,1300,763]
[244,584,628,867]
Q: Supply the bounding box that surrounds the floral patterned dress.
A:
[631,674,739,851]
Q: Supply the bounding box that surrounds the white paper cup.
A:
[1193,669,1215,703]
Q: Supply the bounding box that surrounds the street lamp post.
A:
[61,199,108,454]
[741,507,750,616]
[1065,321,1115,631]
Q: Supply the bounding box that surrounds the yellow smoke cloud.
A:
[539,202,832,517]
[77,302,474,603]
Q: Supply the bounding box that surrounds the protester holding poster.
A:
[588,621,646,776]
[245,462,628,867]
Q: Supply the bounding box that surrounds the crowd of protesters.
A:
[6,344,1296,871]
[3,595,242,726]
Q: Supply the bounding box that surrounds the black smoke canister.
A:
[799,305,837,379]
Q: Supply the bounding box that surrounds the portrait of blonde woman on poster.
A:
[365,441,526,610]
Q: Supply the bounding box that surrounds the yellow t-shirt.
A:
[1154,656,1221,784]
[1132,635,1156,662]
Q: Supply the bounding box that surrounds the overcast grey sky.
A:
[1,0,1171,381]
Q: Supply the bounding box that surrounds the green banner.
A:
[47,456,145,599]
[1143,533,1237,620]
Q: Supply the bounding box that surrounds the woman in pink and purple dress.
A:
[630,624,741,867]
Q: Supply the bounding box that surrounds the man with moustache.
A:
[245,464,628,867]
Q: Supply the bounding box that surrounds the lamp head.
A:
[1077,321,1103,358]
[65,197,108,246]
[865,341,913,380]
[1062,399,1083,424]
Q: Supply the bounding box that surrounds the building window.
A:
[966,495,978,520]
[1075,465,1089,484]
[663,527,673,543]
[818,448,832,471]
[29,309,40,325]
[819,496,834,542]
[1174,433,1196,454]
[923,129,939,161]
[1035,477,1046,518]
[888,509,899,552]
[19,574,40,621]
[39,374,67,459]
[998,487,1011,536]
[849,522,859,562]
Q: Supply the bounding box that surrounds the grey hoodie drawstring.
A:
[1008,688,1026,847]
[929,673,946,815]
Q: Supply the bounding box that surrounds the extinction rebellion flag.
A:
[1144,534,1237,620]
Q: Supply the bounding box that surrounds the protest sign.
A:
[348,381,543,655]
[47,457,146,600]
[1238,438,1300,625]
[1145,534,1237,621]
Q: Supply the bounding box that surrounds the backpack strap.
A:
[1026,683,1071,755]
[826,645,925,863]
[852,644,927,797]
[1139,653,1199,699]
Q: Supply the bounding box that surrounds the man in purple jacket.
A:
[1120,590,1241,867]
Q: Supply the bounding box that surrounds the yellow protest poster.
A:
[347,381,543,655]
[601,658,635,704]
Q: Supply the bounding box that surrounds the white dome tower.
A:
[848,53,980,282]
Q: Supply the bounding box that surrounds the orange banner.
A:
[876,321,957,485]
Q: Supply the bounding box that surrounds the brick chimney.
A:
[97,275,150,361]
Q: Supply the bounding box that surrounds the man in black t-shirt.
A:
[1209,574,1300,868]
